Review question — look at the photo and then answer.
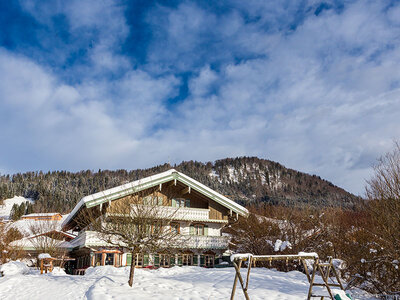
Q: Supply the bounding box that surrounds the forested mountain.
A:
[0,157,361,214]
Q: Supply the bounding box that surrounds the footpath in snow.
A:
[0,265,376,300]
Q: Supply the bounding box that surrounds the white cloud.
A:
[147,1,400,194]
[2,1,400,196]
[0,48,179,171]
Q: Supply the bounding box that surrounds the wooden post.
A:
[302,258,312,283]
[307,258,318,300]
[231,259,250,300]
[229,253,345,300]
[317,263,334,299]
[230,259,242,300]
[245,256,253,292]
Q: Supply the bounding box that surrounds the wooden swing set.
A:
[230,253,345,300]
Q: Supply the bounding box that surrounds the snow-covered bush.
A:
[0,261,29,276]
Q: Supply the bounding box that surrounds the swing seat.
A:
[333,292,353,300]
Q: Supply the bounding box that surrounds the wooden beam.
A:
[166,181,175,188]
[181,186,191,194]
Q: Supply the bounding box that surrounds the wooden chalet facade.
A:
[61,169,248,271]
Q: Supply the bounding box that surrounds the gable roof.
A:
[62,169,248,229]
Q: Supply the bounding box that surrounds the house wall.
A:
[106,180,230,221]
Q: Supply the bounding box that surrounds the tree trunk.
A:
[128,251,135,287]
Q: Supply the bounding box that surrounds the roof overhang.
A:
[62,169,249,230]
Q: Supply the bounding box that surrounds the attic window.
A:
[143,196,163,206]
[171,198,190,208]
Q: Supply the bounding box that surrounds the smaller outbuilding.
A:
[21,213,63,221]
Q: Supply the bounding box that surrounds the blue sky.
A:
[1,0,400,195]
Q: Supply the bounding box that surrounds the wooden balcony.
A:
[72,230,229,250]
[162,206,210,221]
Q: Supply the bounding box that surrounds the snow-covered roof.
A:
[62,169,249,229]
[22,213,61,217]
[38,253,52,259]
[10,235,74,250]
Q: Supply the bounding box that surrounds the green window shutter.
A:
[204,225,208,236]
[126,253,132,266]
[185,199,190,207]
[154,254,160,265]
[190,225,195,235]
[170,256,175,266]
[200,255,205,266]
[178,255,182,265]
[193,255,198,265]
[172,198,176,207]
[144,254,149,266]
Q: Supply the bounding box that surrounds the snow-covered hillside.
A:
[0,265,376,300]
[0,196,33,220]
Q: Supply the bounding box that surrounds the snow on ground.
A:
[0,265,377,300]
[0,261,29,276]
[0,196,33,220]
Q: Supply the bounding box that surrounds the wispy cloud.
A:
[0,0,399,195]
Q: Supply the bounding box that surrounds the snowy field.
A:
[0,264,376,300]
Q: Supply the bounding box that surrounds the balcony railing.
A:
[72,230,229,250]
[163,206,210,221]
[127,205,211,221]
[183,235,229,249]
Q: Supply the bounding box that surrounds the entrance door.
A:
[204,255,214,267]
[160,254,170,267]
[105,253,114,266]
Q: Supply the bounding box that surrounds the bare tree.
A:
[0,222,24,264]
[29,221,68,259]
[79,190,184,287]
[363,141,400,295]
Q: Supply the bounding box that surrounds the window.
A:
[95,253,102,266]
[194,224,204,235]
[172,198,190,207]
[170,222,180,234]
[190,223,208,235]
[146,223,163,235]
[160,254,170,267]
[152,223,162,235]
[182,254,192,266]
[105,253,114,266]
[143,196,163,206]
